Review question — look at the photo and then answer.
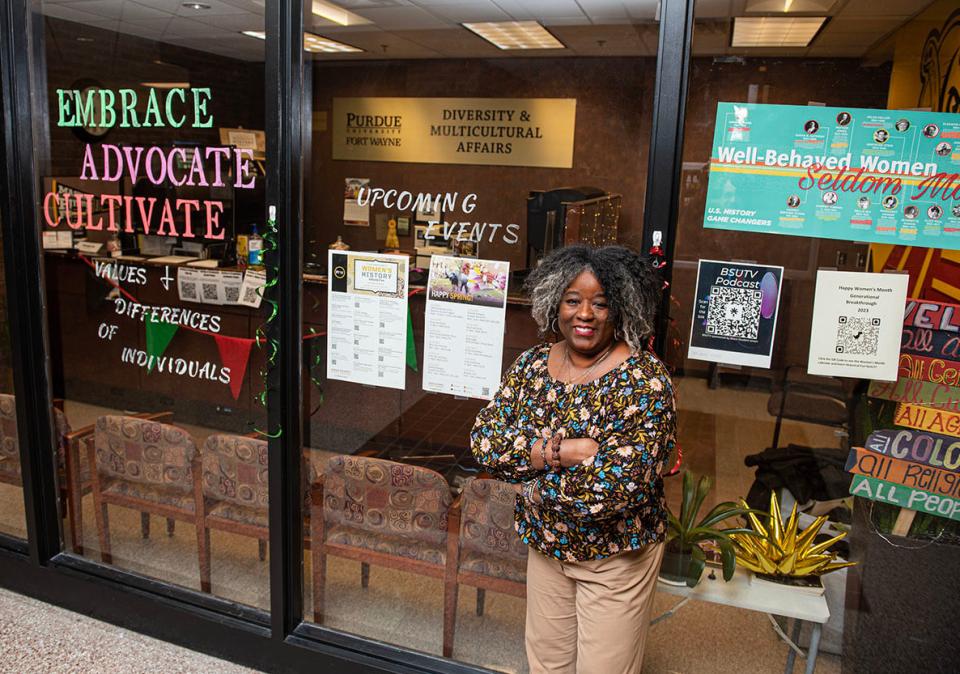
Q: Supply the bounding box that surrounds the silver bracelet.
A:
[523,477,540,504]
[539,437,550,471]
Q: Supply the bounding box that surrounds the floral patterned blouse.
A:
[471,343,676,562]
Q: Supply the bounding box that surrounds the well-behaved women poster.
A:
[704,103,960,249]
[422,255,509,400]
[688,260,783,368]
[807,270,909,381]
[327,250,409,390]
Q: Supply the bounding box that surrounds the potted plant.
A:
[661,471,760,587]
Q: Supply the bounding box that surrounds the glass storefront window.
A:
[0,1,957,673]
[662,1,957,672]
[0,224,27,540]
[298,3,659,670]
[33,0,271,609]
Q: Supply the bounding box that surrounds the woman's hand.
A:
[558,438,600,467]
[531,429,564,470]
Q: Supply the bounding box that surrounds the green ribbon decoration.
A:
[253,208,282,439]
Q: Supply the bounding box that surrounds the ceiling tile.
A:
[417,3,510,23]
[839,0,937,17]
[49,1,172,21]
[353,5,451,29]
[41,3,111,21]
[186,12,264,30]
[695,0,735,19]
[175,0,249,16]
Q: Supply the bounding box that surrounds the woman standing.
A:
[471,245,676,674]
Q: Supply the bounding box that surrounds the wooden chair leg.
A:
[476,588,486,617]
[140,512,150,539]
[166,517,175,536]
[442,572,459,658]
[444,497,463,659]
[312,550,326,624]
[94,500,112,564]
[65,444,84,555]
[361,561,370,588]
[197,525,211,593]
[258,539,267,561]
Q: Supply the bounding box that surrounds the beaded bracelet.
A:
[539,436,550,471]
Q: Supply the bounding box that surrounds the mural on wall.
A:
[918,8,960,113]
[873,3,960,302]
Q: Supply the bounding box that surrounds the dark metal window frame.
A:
[0,0,694,671]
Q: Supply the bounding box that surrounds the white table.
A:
[655,568,830,674]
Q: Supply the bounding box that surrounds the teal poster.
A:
[704,103,960,250]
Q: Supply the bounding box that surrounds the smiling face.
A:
[557,270,617,357]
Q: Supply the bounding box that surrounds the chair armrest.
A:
[446,494,462,537]
[63,424,95,444]
[138,411,174,422]
[310,474,325,497]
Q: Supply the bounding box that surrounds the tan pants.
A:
[525,542,664,674]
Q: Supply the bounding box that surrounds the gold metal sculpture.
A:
[730,492,855,577]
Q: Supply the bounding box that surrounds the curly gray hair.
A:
[523,245,662,352]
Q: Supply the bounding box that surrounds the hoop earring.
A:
[550,318,558,333]
[614,327,623,341]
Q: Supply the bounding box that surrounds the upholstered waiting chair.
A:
[310,455,454,632]
[443,476,528,658]
[87,415,198,566]
[0,394,94,551]
[195,436,337,593]
[195,434,268,593]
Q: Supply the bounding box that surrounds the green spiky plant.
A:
[662,471,762,588]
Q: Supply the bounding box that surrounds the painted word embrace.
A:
[45,86,256,240]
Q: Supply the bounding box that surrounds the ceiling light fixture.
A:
[311,1,370,27]
[462,21,564,50]
[241,30,363,53]
[182,3,211,9]
[731,16,826,48]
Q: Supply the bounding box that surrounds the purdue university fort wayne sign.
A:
[332,97,576,169]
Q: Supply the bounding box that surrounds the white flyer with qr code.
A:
[423,255,510,400]
[688,260,784,368]
[807,270,908,381]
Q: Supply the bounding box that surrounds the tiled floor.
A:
[0,587,258,674]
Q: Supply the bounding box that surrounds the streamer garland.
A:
[254,206,282,438]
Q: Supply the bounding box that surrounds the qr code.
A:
[836,316,881,355]
[242,286,259,304]
[180,283,197,301]
[705,286,762,339]
[201,283,219,301]
[224,286,240,303]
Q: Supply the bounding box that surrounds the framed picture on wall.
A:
[414,202,442,224]
[397,216,410,236]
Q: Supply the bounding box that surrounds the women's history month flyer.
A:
[704,103,960,249]
[327,250,409,390]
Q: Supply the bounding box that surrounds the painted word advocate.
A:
[47,87,256,240]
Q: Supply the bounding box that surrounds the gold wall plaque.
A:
[332,97,576,168]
